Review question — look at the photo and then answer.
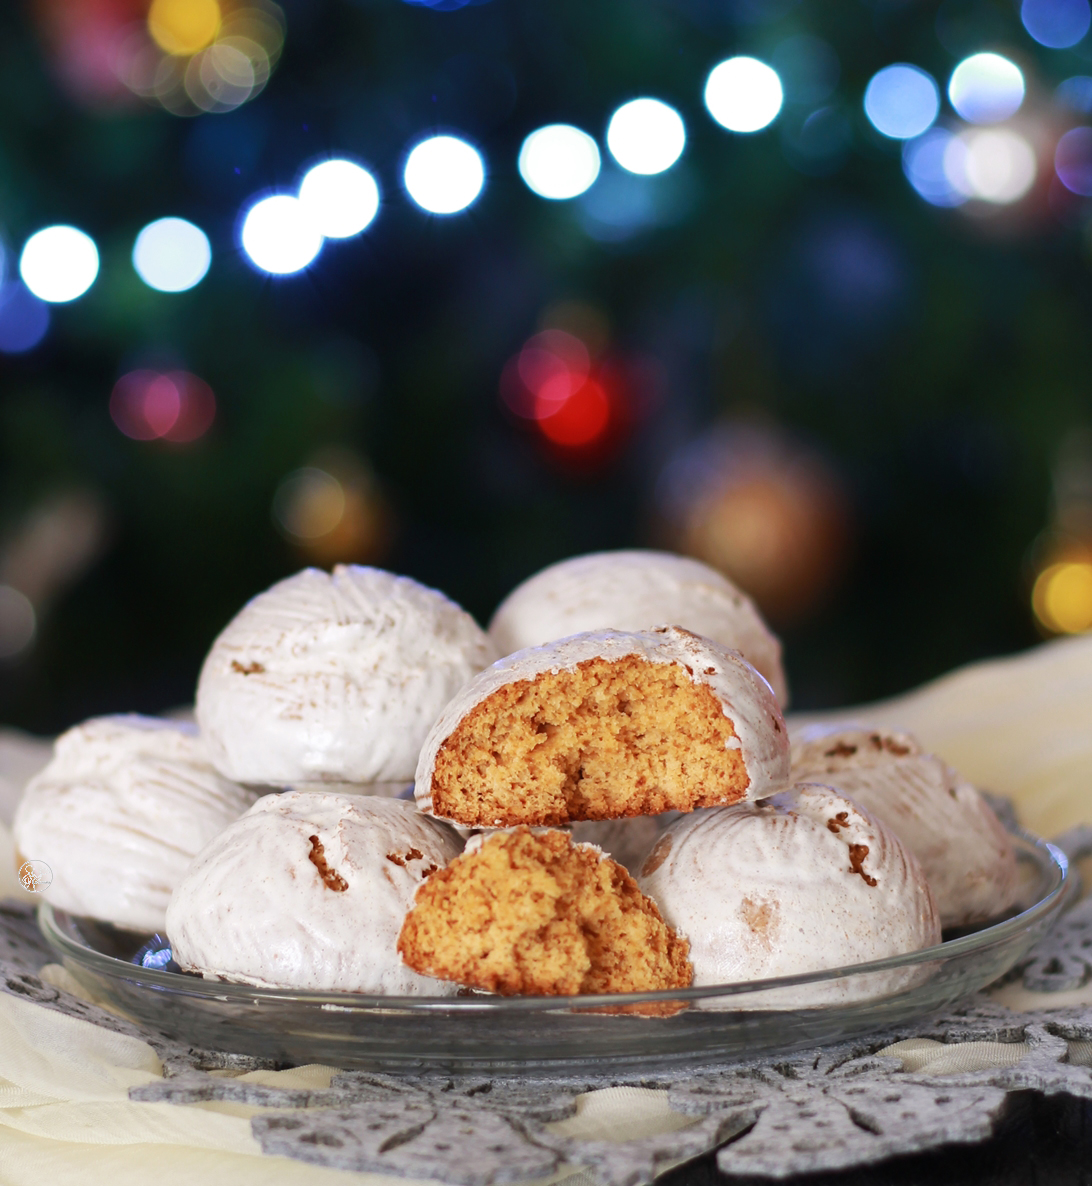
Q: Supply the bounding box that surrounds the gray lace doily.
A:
[3,823,1092,1186]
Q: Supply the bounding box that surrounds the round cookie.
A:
[637,783,940,1006]
[166,792,463,993]
[790,723,1019,927]
[196,565,497,785]
[415,625,790,828]
[489,550,788,705]
[13,715,257,932]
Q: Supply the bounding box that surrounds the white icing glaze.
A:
[415,625,790,822]
[166,792,464,993]
[637,783,940,1007]
[12,715,257,932]
[489,550,788,705]
[790,723,1019,928]
[195,565,498,784]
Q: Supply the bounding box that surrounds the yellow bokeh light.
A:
[1032,561,1092,634]
[148,0,222,56]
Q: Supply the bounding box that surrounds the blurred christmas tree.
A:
[1,0,1091,731]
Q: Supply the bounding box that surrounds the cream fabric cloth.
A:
[2,633,1092,1181]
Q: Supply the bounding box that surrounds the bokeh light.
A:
[0,282,50,353]
[272,450,391,563]
[240,194,323,273]
[123,0,284,117]
[902,128,966,206]
[1056,75,1092,113]
[500,328,614,451]
[864,64,940,139]
[132,217,212,292]
[1021,0,1091,49]
[518,125,601,200]
[273,467,345,540]
[298,159,381,238]
[1055,127,1092,195]
[948,53,1026,124]
[606,98,686,174]
[19,226,99,303]
[1033,560,1092,633]
[147,0,221,56]
[945,128,1037,203]
[403,135,485,214]
[655,425,851,624]
[110,370,216,442]
[0,586,36,660]
[704,57,783,134]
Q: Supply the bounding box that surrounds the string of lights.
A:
[3,30,1092,362]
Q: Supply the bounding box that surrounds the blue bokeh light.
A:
[1056,75,1092,112]
[902,128,967,206]
[1021,0,1091,48]
[864,64,940,139]
[0,281,50,353]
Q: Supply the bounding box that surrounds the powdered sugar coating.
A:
[415,626,790,822]
[790,723,1019,927]
[489,550,788,705]
[196,566,498,785]
[638,783,940,1006]
[167,792,464,993]
[13,715,257,932]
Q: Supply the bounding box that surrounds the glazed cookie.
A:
[638,783,940,1005]
[196,565,497,785]
[166,792,463,993]
[489,550,788,704]
[415,626,790,828]
[397,826,692,997]
[13,715,257,932]
[790,724,1019,927]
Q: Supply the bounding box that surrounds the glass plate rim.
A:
[36,827,1070,1012]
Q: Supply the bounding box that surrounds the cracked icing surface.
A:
[488,549,788,706]
[638,784,940,1006]
[415,626,790,827]
[791,723,1019,928]
[196,565,498,785]
[12,715,257,932]
[166,792,463,993]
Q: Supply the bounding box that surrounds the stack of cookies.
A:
[13,549,1020,1003]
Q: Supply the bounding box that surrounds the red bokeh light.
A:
[110,370,216,442]
[500,329,615,451]
[535,378,610,446]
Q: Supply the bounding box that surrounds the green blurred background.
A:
[2,0,1091,733]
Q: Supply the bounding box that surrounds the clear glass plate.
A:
[38,829,1070,1075]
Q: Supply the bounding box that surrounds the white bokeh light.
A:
[240,195,324,274]
[948,53,1025,124]
[944,127,1037,203]
[132,217,212,293]
[403,136,485,215]
[298,159,380,238]
[704,57,784,133]
[518,125,601,200]
[864,64,940,139]
[19,226,99,303]
[606,98,686,174]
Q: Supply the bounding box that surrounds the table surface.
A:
[662,1093,1092,1185]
